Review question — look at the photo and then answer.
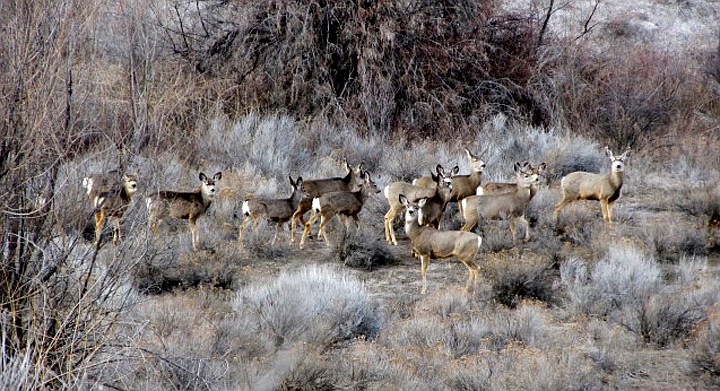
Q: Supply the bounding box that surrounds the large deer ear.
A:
[418,198,427,208]
[296,177,303,188]
[451,166,460,175]
[399,194,408,206]
[465,148,474,160]
[619,147,631,160]
[538,162,547,172]
[199,172,208,181]
[213,172,222,181]
[514,162,522,172]
[604,146,614,159]
[436,164,445,176]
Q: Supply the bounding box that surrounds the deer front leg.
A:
[420,255,430,294]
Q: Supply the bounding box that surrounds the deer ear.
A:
[465,148,473,160]
[451,166,460,175]
[538,162,547,171]
[213,172,222,181]
[435,164,445,176]
[399,194,408,206]
[418,198,427,207]
[514,162,522,172]
[199,173,208,181]
[605,146,614,158]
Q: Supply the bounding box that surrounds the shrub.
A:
[690,306,720,387]
[561,246,720,346]
[233,264,381,348]
[484,253,559,307]
[333,228,399,270]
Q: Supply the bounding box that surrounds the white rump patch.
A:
[94,196,104,208]
[242,200,251,216]
[383,185,390,200]
[476,236,482,250]
[411,178,418,185]
[476,186,484,196]
[312,197,321,213]
[461,198,468,211]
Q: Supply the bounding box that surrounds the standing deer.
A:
[400,195,482,294]
[448,148,486,214]
[146,172,222,251]
[300,171,380,249]
[553,146,630,223]
[477,161,546,197]
[383,166,452,246]
[238,176,304,244]
[290,159,364,244]
[93,173,139,245]
[460,162,539,243]
[413,164,459,188]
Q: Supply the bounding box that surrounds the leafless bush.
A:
[484,253,559,307]
[333,228,399,270]
[562,246,720,346]
[639,220,708,262]
[233,264,381,348]
[690,306,720,387]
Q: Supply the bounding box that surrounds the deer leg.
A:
[320,215,332,247]
[189,218,198,251]
[237,217,252,241]
[600,200,609,222]
[112,217,122,245]
[300,211,319,250]
[290,207,308,244]
[607,201,615,224]
[384,206,401,245]
[509,219,517,244]
[271,223,282,245]
[420,255,430,294]
[461,213,478,232]
[520,216,530,242]
[94,209,106,244]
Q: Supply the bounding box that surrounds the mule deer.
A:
[290,159,364,244]
[300,171,380,249]
[146,172,222,251]
[93,173,139,245]
[477,161,546,198]
[448,148,486,214]
[413,164,459,188]
[401,195,482,294]
[461,162,539,243]
[383,166,452,246]
[553,147,630,223]
[238,176,304,244]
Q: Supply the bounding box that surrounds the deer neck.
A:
[199,189,214,208]
[610,170,624,189]
[404,217,422,239]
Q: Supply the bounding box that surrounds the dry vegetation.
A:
[2,0,720,389]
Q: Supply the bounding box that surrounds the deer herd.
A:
[84,146,630,292]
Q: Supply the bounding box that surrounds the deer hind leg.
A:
[460,257,480,293]
[290,207,308,244]
[509,219,518,244]
[461,212,478,232]
[384,206,401,245]
[300,211,319,250]
[237,217,252,241]
[319,215,332,247]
